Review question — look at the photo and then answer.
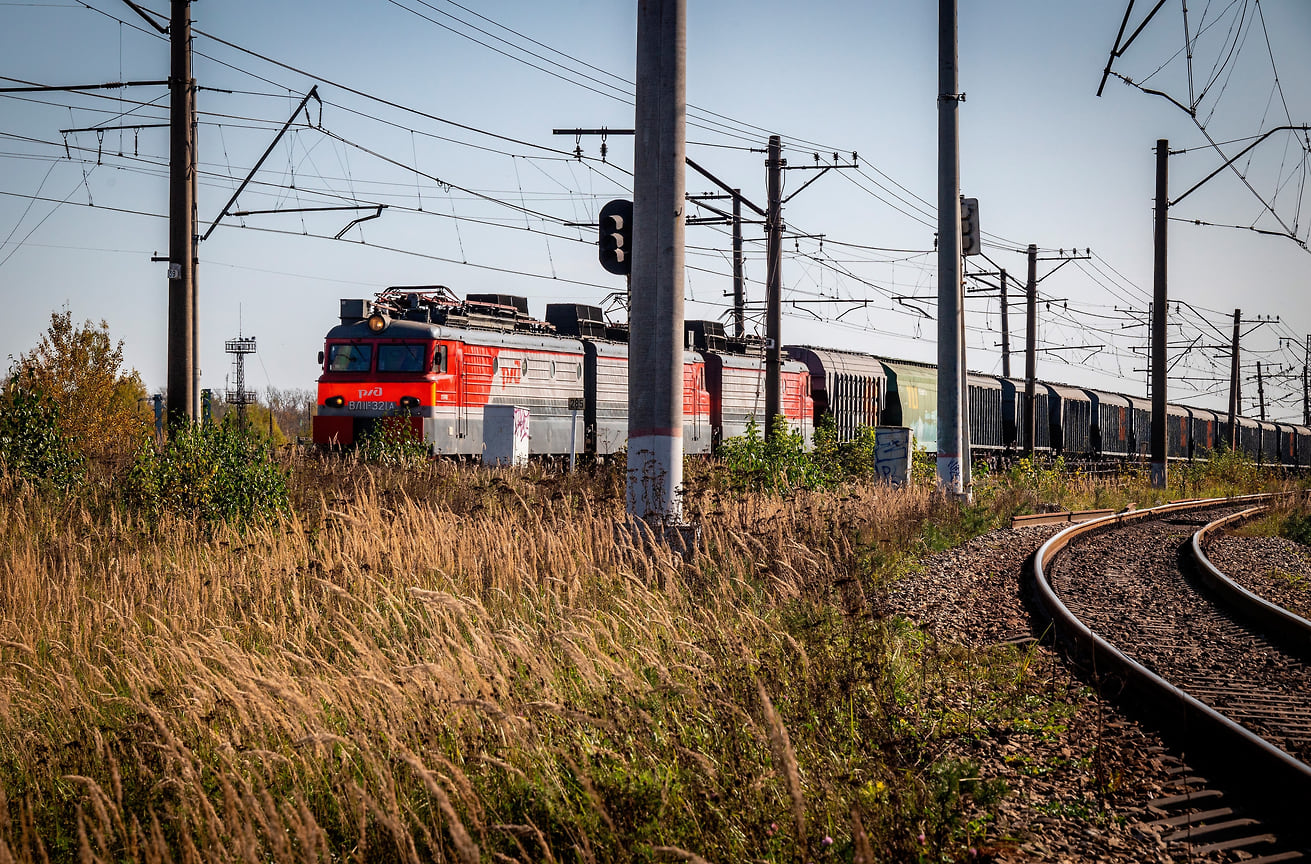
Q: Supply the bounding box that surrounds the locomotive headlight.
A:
[325,395,345,408]
[367,312,389,333]
[399,396,420,410]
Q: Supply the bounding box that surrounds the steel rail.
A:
[1027,493,1311,825]
[1189,506,1311,663]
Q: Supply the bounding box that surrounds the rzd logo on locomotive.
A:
[357,386,384,398]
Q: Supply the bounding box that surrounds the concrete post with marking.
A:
[627,0,687,523]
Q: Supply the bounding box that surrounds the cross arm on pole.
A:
[120,0,168,34]
[1170,125,1311,208]
[201,86,321,242]
[685,157,765,217]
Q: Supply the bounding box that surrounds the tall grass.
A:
[0,449,1293,862]
[0,460,1011,863]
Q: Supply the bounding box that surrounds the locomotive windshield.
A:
[378,343,428,372]
[328,343,372,372]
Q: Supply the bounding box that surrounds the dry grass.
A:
[0,459,973,863]
[0,452,1293,862]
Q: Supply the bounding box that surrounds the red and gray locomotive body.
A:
[313,291,811,458]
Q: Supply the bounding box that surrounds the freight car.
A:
[785,346,885,443]
[1046,385,1092,456]
[999,379,1054,453]
[313,287,1311,470]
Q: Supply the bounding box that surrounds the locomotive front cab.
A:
[314,322,448,450]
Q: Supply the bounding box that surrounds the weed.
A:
[355,414,431,466]
[120,418,289,524]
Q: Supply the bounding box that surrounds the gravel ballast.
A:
[885,522,1272,863]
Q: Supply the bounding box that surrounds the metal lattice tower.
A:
[224,336,257,427]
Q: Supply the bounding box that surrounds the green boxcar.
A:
[879,359,938,451]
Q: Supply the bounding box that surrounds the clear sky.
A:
[2,1,1309,419]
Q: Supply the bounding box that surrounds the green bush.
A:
[122,420,289,524]
[1283,508,1311,547]
[356,415,430,466]
[717,418,827,491]
[0,369,84,488]
[717,417,926,493]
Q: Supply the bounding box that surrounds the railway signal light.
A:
[598,198,633,276]
[961,197,981,256]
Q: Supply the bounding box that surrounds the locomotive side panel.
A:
[782,360,814,447]
[584,340,627,456]
[684,351,713,454]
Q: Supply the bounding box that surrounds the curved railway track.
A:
[1028,495,1311,862]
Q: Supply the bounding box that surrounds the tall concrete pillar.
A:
[627,0,686,523]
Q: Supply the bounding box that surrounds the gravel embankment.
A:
[885,524,1242,863]
[1205,532,1311,621]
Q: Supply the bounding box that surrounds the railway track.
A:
[1028,495,1311,862]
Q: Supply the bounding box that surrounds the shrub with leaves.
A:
[16,310,149,461]
[122,419,289,524]
[716,418,827,491]
[717,417,921,492]
[356,414,430,466]
[0,369,84,488]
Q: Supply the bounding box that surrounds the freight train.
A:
[313,287,1311,468]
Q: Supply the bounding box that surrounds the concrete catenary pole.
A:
[167,0,196,425]
[1024,244,1038,456]
[1303,335,1309,427]
[627,0,686,524]
[1150,139,1169,488]
[999,268,1011,379]
[765,135,783,438]
[1228,308,1241,449]
[936,0,968,499]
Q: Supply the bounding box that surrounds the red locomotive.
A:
[313,287,813,457]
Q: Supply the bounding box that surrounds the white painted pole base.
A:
[627,434,683,524]
[937,454,971,503]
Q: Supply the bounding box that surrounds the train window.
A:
[328,344,372,372]
[378,344,427,372]
[433,344,447,374]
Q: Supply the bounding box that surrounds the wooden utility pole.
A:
[1149,139,1168,488]
[936,0,969,500]
[756,144,854,433]
[1303,335,1309,426]
[167,0,197,425]
[1257,361,1267,421]
[764,135,784,438]
[627,0,686,524]
[732,190,744,338]
[1228,308,1241,449]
